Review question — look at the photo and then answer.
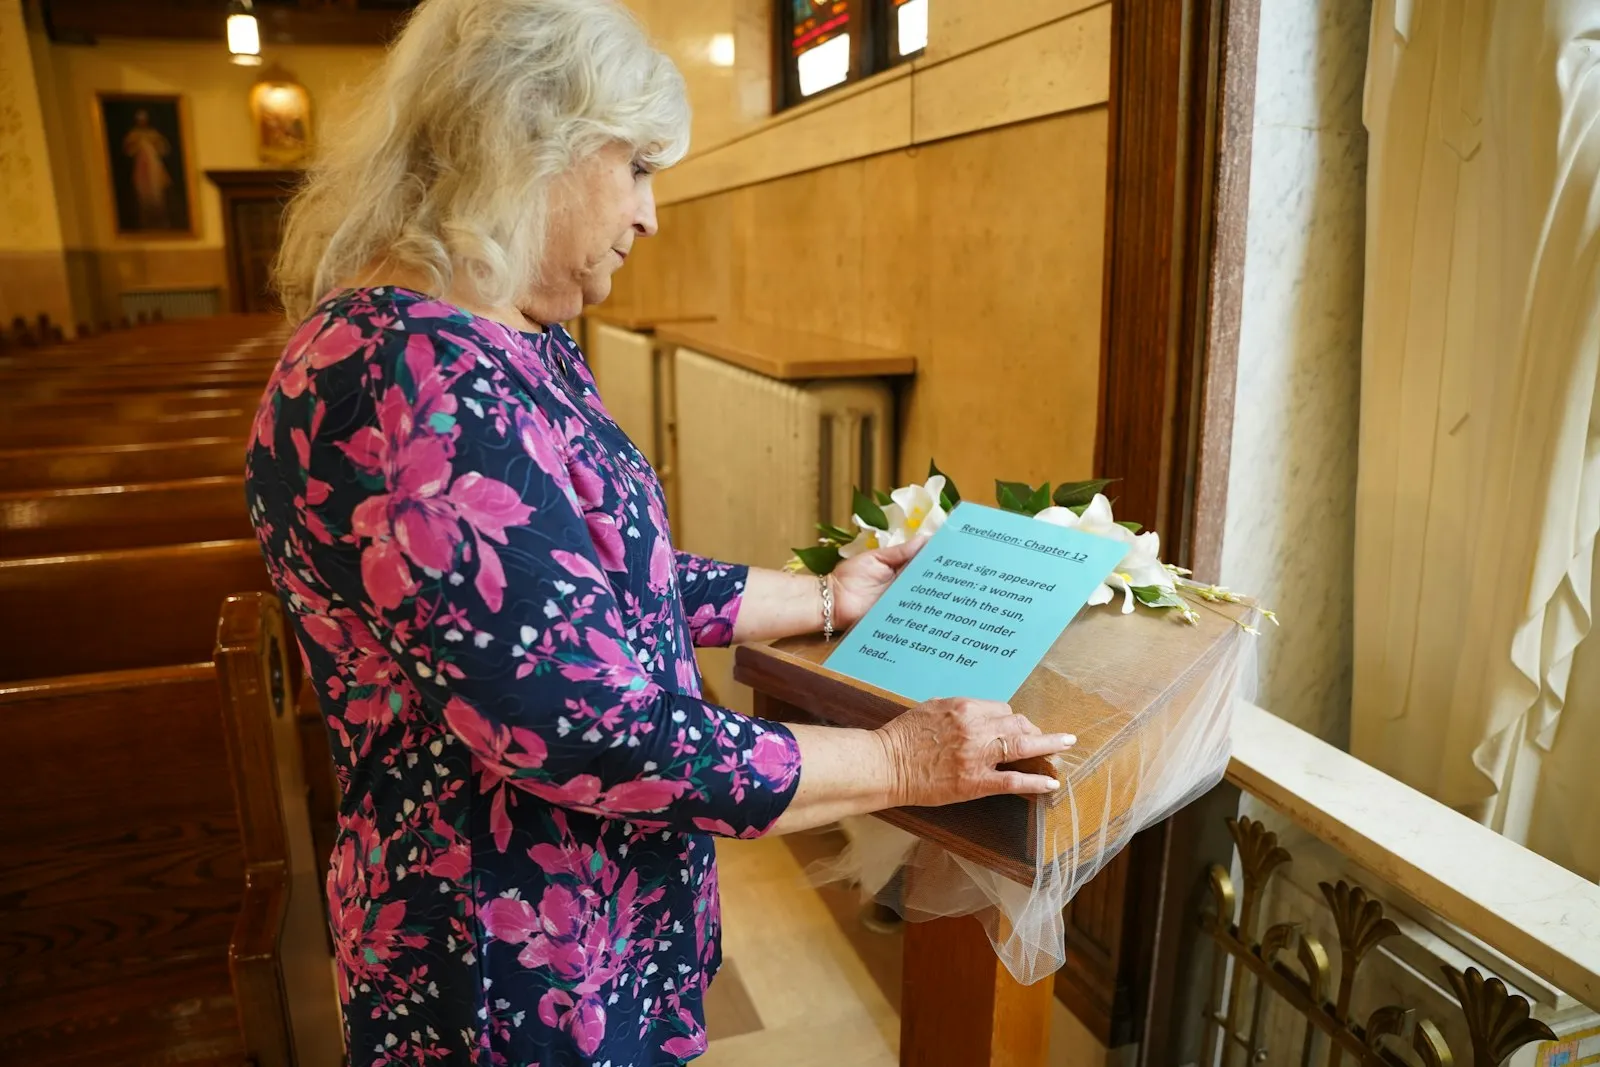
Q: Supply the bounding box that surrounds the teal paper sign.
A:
[825,503,1128,703]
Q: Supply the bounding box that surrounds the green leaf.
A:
[1053,478,1116,508]
[995,480,1032,514]
[873,488,893,507]
[792,544,842,575]
[816,522,856,543]
[852,488,889,531]
[1116,520,1143,533]
[928,459,961,509]
[1131,584,1186,610]
[1026,482,1052,515]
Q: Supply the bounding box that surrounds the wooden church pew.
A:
[0,353,275,383]
[0,539,270,683]
[13,376,268,404]
[215,593,342,1065]
[5,388,262,423]
[0,408,255,449]
[0,476,254,557]
[0,438,246,492]
[0,663,248,1065]
[0,594,339,1067]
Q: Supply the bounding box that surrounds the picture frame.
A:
[94,92,198,239]
[249,73,313,167]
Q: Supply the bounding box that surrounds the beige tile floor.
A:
[701,835,1110,1066]
[702,836,900,1065]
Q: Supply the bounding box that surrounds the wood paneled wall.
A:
[608,107,1109,495]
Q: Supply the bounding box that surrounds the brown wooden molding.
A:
[43,0,414,46]
[1095,0,1258,582]
[1075,0,1261,1050]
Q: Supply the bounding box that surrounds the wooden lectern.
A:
[733,600,1251,1065]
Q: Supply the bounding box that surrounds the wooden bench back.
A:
[0,313,283,370]
[4,388,262,422]
[0,664,247,1063]
[215,593,341,1066]
[0,438,247,492]
[0,539,270,683]
[11,376,268,404]
[0,477,255,557]
[0,409,255,449]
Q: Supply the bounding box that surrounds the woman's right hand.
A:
[877,698,1074,807]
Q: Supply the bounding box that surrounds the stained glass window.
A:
[775,0,929,110]
[889,0,927,59]
[790,0,854,98]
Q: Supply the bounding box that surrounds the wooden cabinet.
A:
[205,169,301,315]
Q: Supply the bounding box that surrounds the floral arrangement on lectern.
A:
[787,461,1274,630]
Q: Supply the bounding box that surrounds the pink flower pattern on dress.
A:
[245,287,800,1065]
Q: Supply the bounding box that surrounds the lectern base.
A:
[901,915,1053,1067]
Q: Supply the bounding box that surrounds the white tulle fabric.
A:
[819,607,1260,986]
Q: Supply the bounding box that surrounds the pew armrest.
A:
[230,861,295,1067]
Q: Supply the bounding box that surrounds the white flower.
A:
[890,475,949,539]
[837,520,902,560]
[1035,493,1176,613]
[839,476,948,559]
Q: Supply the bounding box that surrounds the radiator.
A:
[588,323,660,464]
[671,346,895,712]
[120,287,222,321]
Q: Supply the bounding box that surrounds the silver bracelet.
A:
[819,574,835,641]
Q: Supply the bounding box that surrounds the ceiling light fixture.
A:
[227,0,263,66]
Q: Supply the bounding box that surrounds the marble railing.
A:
[1173,703,1600,1066]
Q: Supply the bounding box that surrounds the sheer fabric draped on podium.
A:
[737,598,1259,985]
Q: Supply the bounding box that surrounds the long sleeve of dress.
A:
[304,319,801,842]
[674,550,747,647]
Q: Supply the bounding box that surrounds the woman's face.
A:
[525,141,658,324]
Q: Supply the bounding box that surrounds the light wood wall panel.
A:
[904,110,1108,494]
[612,108,1109,498]
[653,2,1112,206]
[657,71,914,205]
[622,0,772,153]
[924,0,1106,62]
[913,5,1112,144]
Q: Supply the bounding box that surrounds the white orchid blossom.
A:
[890,476,948,539]
[1035,493,1176,613]
[839,476,948,559]
[837,519,903,559]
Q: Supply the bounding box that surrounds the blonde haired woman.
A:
[249,0,1072,1061]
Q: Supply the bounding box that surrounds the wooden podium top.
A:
[734,599,1254,884]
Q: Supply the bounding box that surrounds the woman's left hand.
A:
[831,537,927,627]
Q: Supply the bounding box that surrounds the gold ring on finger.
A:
[996,736,1010,762]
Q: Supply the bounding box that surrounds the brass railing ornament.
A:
[1365,1004,1452,1067]
[1321,880,1400,1025]
[1444,966,1558,1065]
[1195,817,1557,1067]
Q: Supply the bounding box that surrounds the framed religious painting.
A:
[249,72,313,166]
[95,92,198,238]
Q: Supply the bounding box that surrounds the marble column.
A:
[1219,0,1371,744]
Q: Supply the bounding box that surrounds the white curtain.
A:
[1353,0,1600,880]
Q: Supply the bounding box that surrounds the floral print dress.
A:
[245,287,802,1066]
